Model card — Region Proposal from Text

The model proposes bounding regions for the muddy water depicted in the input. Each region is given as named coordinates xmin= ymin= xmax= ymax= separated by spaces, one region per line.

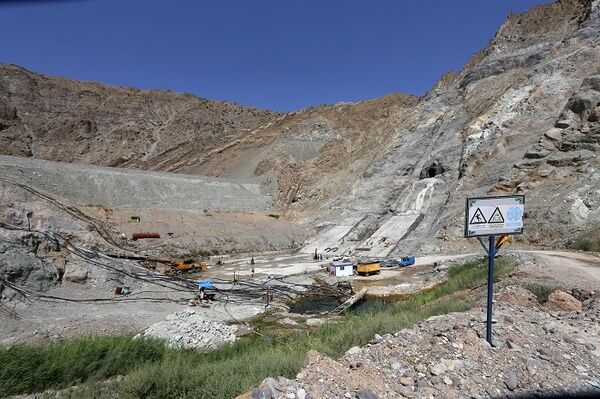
xmin=288 ymin=295 xmax=342 ymax=315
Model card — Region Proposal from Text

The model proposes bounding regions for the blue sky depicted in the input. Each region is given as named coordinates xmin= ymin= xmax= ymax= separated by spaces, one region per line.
xmin=0 ymin=0 xmax=551 ymax=111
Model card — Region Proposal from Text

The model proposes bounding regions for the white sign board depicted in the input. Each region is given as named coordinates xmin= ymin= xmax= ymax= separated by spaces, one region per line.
xmin=464 ymin=195 xmax=524 ymax=237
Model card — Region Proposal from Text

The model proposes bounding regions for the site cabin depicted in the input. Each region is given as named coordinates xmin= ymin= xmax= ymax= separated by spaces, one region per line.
xmin=329 ymin=261 xmax=354 ymax=277
xmin=356 ymin=261 xmax=381 ymax=276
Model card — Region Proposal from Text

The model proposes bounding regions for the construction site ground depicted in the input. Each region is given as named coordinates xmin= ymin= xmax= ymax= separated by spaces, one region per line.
xmin=0 ymin=249 xmax=466 ymax=346
xmin=3 ymin=248 xmax=596 ymax=349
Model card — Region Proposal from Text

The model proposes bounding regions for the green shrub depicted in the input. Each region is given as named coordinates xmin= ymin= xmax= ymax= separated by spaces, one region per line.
xmin=526 ymin=283 xmax=557 ymax=304
xmin=570 ymin=223 xmax=600 ymax=252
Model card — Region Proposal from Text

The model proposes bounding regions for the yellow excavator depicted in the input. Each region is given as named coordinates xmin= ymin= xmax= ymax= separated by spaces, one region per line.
xmin=171 ymin=258 xmax=208 ymax=274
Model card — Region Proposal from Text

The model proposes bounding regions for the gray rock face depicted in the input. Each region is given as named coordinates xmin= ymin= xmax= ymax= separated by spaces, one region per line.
xmin=291 ymin=0 xmax=600 ymax=255
xmin=0 ymin=237 xmax=60 ymax=291
xmin=459 ymin=48 xmax=547 ymax=88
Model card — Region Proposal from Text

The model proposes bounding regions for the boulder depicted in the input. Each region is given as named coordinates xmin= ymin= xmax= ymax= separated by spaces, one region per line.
xmin=555 ymin=111 xmax=578 ymax=128
xmin=544 ymin=290 xmax=582 ymax=312
xmin=526 ymin=357 xmax=540 ymax=375
xmin=63 ymin=263 xmax=88 ymax=283
xmin=555 ymin=119 xmax=572 ymax=129
xmin=400 ymin=376 xmax=413 ymax=386
xmin=278 ymin=318 xmax=299 ymax=326
xmin=251 ymin=387 xmax=273 ymax=399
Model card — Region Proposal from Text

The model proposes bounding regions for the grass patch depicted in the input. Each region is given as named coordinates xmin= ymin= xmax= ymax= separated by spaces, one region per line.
xmin=526 ymin=283 xmax=557 ymax=304
xmin=570 ymin=223 xmax=600 ymax=252
xmin=0 ymin=336 xmax=167 ymax=398
xmin=1 ymin=258 xmax=514 ymax=399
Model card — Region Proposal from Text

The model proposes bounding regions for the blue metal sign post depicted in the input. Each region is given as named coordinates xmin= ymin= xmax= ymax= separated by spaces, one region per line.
xmin=465 ymin=195 xmax=524 ymax=347
xmin=486 ymin=235 xmax=495 ymax=345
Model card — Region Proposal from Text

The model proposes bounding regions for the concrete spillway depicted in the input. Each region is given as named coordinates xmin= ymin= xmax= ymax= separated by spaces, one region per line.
xmin=300 ymin=216 xmax=364 ymax=255
xmin=355 ymin=213 xmax=420 ymax=257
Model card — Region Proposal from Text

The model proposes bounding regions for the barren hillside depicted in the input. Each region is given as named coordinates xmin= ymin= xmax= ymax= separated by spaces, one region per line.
xmin=0 ymin=64 xmax=278 ymax=171
xmin=1 ymin=0 xmax=599 ymax=257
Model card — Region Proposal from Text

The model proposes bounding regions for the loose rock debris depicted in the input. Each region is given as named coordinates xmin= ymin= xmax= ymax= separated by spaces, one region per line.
xmin=244 ymin=287 xmax=600 ymax=398
xmin=142 ymin=309 xmax=237 ymax=351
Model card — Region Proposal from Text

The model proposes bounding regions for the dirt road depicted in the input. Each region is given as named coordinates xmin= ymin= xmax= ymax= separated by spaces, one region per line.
xmin=524 ymin=250 xmax=600 ymax=290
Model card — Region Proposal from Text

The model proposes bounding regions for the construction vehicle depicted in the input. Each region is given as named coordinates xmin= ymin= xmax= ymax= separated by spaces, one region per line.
xmin=398 ymin=256 xmax=415 ymax=267
xmin=381 ymin=256 xmax=416 ymax=268
xmin=495 ymin=235 xmax=509 ymax=251
xmin=171 ymin=258 xmax=208 ymax=275
xmin=356 ymin=261 xmax=381 ymax=276
xmin=107 ymin=254 xmax=208 ymax=275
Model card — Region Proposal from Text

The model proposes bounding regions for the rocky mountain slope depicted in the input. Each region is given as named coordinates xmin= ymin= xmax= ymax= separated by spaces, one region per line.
xmin=0 ymin=65 xmax=278 ymax=171
xmin=1 ymin=0 xmax=599 ymax=257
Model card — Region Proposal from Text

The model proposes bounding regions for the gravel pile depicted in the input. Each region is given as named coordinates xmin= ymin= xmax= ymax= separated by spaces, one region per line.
xmin=245 ymin=287 xmax=600 ymax=399
xmin=143 ymin=309 xmax=237 ymax=351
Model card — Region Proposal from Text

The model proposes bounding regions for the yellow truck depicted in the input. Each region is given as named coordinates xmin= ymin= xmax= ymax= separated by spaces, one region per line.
xmin=356 ymin=261 xmax=381 ymax=276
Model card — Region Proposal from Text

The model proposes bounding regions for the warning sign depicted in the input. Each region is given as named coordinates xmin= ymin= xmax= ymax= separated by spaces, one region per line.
xmin=464 ymin=195 xmax=524 ymax=237
xmin=488 ymin=207 xmax=504 ymax=224
xmin=470 ymin=208 xmax=487 ymax=224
